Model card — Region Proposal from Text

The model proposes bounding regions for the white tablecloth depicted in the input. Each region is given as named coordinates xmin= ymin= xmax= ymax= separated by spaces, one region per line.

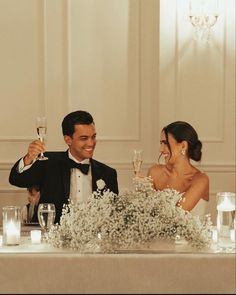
xmin=0 ymin=229 xmax=235 ymax=294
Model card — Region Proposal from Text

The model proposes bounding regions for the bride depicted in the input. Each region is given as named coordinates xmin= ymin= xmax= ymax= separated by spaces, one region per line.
xmin=147 ymin=121 xmax=209 ymax=214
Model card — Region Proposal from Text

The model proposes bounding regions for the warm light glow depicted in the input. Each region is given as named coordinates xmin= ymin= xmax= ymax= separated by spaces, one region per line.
xmin=6 ymin=220 xmax=20 ymax=245
xmin=216 ymin=192 xmax=236 ymax=248
xmin=217 ymin=195 xmax=235 ymax=211
xmin=212 ymin=229 xmax=218 ymax=243
xmin=2 ymin=206 xmax=21 ymax=246
xmin=230 ymin=229 xmax=235 ymax=242
xmin=31 ymin=230 xmax=42 ymax=244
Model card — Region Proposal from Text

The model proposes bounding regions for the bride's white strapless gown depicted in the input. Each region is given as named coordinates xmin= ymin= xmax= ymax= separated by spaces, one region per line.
xmin=190 ymin=199 xmax=209 ymax=216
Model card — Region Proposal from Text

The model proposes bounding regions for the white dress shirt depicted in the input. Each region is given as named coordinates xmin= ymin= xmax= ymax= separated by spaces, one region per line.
xmin=68 ymin=151 xmax=92 ymax=204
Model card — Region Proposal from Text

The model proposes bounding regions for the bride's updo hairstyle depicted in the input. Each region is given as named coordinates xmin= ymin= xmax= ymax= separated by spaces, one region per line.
xmin=162 ymin=121 xmax=202 ymax=162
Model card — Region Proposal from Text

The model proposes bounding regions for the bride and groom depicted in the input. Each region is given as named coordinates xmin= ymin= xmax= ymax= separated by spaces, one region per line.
xmin=9 ymin=110 xmax=209 ymax=223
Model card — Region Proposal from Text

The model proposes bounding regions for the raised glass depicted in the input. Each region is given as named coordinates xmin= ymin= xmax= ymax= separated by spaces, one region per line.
xmin=132 ymin=150 xmax=143 ymax=178
xmin=36 ymin=116 xmax=48 ymax=160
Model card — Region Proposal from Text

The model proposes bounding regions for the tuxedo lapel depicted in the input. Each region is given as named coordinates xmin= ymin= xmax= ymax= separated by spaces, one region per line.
xmin=90 ymin=159 xmax=103 ymax=191
xmin=62 ymin=151 xmax=71 ymax=201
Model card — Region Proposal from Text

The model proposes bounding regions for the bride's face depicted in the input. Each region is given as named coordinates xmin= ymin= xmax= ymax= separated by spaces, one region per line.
xmin=159 ymin=131 xmax=182 ymax=164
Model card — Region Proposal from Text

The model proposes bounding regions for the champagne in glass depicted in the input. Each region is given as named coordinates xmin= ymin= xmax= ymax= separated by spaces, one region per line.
xmin=36 ymin=116 xmax=48 ymax=160
xmin=133 ymin=149 xmax=143 ymax=177
xmin=37 ymin=203 xmax=55 ymax=235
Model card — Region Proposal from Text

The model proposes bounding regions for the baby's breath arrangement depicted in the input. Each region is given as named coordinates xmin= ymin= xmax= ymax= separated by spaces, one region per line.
xmin=46 ymin=177 xmax=212 ymax=252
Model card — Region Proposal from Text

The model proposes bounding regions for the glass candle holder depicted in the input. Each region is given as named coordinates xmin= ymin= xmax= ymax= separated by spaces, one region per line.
xmin=2 ymin=206 xmax=21 ymax=246
xmin=216 ymin=192 xmax=235 ymax=250
xmin=211 ymin=227 xmax=218 ymax=244
xmin=230 ymin=229 xmax=235 ymax=242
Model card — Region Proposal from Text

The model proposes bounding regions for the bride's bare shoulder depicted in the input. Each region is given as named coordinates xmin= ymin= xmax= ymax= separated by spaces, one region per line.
xmin=148 ymin=164 xmax=165 ymax=176
xmin=193 ymin=169 xmax=209 ymax=183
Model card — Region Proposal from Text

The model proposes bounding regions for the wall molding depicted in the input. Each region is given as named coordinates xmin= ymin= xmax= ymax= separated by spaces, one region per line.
xmin=0 ymin=136 xmax=34 ymax=142
xmin=173 ymin=0 xmax=226 ymax=143
xmin=42 ymin=0 xmax=48 ymax=116
xmin=66 ymin=0 xmax=142 ymax=141
xmin=1 ymin=161 xmax=235 ymax=172
xmin=0 ymin=187 xmax=25 ymax=194
xmin=97 ymin=136 xmax=141 ymax=142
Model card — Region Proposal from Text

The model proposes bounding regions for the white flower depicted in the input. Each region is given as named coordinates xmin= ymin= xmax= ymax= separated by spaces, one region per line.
xmin=46 ymin=177 xmax=212 ymax=253
xmin=96 ymin=179 xmax=106 ymax=190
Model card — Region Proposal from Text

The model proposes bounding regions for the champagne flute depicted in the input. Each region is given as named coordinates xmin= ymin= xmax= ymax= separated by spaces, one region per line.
xmin=132 ymin=149 xmax=143 ymax=177
xmin=37 ymin=203 xmax=55 ymax=237
xmin=36 ymin=116 xmax=48 ymax=160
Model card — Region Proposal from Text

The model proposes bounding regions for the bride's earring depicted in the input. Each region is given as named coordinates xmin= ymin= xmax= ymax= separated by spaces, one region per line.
xmin=181 ymin=149 xmax=186 ymax=156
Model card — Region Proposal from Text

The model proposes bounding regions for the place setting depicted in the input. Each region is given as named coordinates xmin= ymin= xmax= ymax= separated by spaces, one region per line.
xmin=0 ymin=150 xmax=235 ymax=255
xmin=0 ymin=202 xmax=57 ymax=251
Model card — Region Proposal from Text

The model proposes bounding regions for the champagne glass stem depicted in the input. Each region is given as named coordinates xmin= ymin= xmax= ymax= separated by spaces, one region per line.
xmin=132 ymin=150 xmax=143 ymax=178
xmin=36 ymin=117 xmax=48 ymax=161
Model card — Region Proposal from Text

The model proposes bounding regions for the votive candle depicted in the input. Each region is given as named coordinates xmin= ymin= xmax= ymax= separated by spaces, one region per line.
xmin=230 ymin=229 xmax=235 ymax=242
xmin=30 ymin=230 xmax=41 ymax=244
xmin=212 ymin=229 xmax=218 ymax=243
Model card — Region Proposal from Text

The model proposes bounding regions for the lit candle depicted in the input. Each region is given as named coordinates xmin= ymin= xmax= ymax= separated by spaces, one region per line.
xmin=230 ymin=230 xmax=235 ymax=242
xmin=30 ymin=230 xmax=41 ymax=244
xmin=2 ymin=206 xmax=21 ymax=246
xmin=6 ymin=221 xmax=20 ymax=245
xmin=0 ymin=235 xmax=3 ymax=247
xmin=212 ymin=229 xmax=218 ymax=243
xmin=217 ymin=195 xmax=235 ymax=211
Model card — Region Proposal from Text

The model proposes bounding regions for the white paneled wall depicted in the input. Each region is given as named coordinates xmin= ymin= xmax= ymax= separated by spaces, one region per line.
xmin=159 ymin=0 xmax=235 ymax=221
xmin=0 ymin=0 xmax=235 ymax=225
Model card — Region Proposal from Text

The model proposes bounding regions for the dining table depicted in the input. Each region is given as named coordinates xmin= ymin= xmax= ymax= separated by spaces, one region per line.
xmin=0 ymin=226 xmax=235 ymax=294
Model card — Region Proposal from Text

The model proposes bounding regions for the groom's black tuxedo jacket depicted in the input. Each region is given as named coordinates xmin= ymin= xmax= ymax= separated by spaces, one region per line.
xmin=9 ymin=151 xmax=119 ymax=223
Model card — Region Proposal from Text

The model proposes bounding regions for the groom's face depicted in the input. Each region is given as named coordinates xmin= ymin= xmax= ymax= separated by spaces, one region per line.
xmin=64 ymin=123 xmax=97 ymax=161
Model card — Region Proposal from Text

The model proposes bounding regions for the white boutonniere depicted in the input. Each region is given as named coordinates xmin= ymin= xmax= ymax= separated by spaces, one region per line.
xmin=96 ymin=179 xmax=106 ymax=190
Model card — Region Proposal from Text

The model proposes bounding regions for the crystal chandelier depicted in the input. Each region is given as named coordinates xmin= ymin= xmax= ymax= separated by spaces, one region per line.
xmin=188 ymin=0 xmax=219 ymax=41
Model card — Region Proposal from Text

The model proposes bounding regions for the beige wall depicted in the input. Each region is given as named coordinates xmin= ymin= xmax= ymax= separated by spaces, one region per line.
xmin=0 ymin=0 xmax=235 ymax=224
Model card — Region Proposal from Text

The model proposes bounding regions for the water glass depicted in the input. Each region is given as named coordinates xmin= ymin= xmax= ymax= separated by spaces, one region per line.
xmin=37 ymin=203 xmax=56 ymax=234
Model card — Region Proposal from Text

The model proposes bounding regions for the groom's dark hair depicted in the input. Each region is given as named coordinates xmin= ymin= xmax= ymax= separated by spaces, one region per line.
xmin=62 ymin=110 xmax=94 ymax=136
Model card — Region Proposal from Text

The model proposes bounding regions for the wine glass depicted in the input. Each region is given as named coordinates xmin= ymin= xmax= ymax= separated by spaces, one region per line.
xmin=37 ymin=203 xmax=55 ymax=237
xmin=132 ymin=149 xmax=143 ymax=177
xmin=36 ymin=116 xmax=48 ymax=160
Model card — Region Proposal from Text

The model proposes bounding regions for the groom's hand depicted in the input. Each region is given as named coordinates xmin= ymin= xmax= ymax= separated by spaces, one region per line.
xmin=23 ymin=140 xmax=45 ymax=165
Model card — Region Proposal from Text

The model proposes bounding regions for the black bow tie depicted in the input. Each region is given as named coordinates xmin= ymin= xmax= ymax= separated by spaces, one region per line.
xmin=68 ymin=159 xmax=90 ymax=175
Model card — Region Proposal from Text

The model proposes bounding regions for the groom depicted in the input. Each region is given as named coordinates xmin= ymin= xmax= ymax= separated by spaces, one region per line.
xmin=9 ymin=110 xmax=119 ymax=223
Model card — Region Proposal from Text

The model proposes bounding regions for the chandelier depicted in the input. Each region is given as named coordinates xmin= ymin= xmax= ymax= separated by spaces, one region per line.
xmin=188 ymin=0 xmax=219 ymax=40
